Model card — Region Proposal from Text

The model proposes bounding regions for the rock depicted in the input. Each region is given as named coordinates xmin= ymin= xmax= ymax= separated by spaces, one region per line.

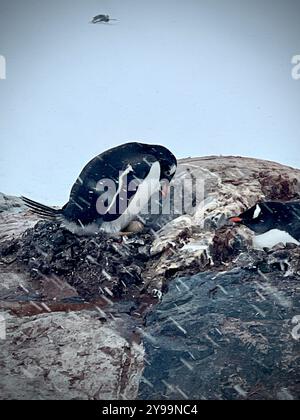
xmin=0 ymin=193 xmax=39 ymax=244
xmin=0 ymin=193 xmax=24 ymax=213
xmin=0 ymin=220 xmax=155 ymax=302
xmin=1 ymin=155 xmax=300 ymax=400
xmin=144 ymin=156 xmax=300 ymax=288
xmin=139 ymin=267 xmax=300 ymax=400
xmin=0 ymin=310 xmax=144 ymax=400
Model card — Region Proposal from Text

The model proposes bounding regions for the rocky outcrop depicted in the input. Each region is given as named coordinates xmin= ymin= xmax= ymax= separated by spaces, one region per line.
xmin=139 ymin=250 xmax=300 ymax=400
xmin=0 ymin=310 xmax=144 ymax=400
xmin=0 ymin=156 xmax=300 ymax=400
xmin=145 ymin=156 xmax=300 ymax=289
xmin=0 ymin=193 xmax=39 ymax=244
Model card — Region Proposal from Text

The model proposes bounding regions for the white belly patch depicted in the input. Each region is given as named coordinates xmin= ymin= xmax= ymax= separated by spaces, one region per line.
xmin=253 ymin=229 xmax=299 ymax=249
xmin=100 ymin=161 xmax=161 ymax=233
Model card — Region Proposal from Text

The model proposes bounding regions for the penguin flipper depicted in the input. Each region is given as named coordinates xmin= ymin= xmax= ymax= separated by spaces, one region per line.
xmin=21 ymin=196 xmax=61 ymax=220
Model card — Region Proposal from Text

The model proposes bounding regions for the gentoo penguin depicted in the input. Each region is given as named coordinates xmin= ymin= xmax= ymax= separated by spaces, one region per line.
xmin=229 ymin=201 xmax=300 ymax=249
xmin=22 ymin=142 xmax=177 ymax=235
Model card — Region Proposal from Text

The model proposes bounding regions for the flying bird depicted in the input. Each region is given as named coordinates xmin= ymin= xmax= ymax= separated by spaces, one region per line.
xmin=22 ymin=142 xmax=177 ymax=235
xmin=90 ymin=14 xmax=117 ymax=24
xmin=229 ymin=201 xmax=300 ymax=249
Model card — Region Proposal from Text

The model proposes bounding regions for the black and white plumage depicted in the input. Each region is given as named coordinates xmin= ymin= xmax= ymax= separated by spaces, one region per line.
xmin=230 ymin=201 xmax=300 ymax=248
xmin=90 ymin=14 xmax=117 ymax=24
xmin=22 ymin=142 xmax=177 ymax=235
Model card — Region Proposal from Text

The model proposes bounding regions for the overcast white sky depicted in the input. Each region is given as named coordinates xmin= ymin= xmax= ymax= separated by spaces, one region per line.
xmin=0 ymin=0 xmax=299 ymax=205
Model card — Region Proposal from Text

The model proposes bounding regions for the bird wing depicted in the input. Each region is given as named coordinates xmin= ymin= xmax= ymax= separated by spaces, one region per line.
xmin=101 ymin=158 xmax=160 ymax=222
xmin=91 ymin=14 xmax=106 ymax=23
xmin=63 ymin=151 xmax=160 ymax=226
xmin=93 ymin=14 xmax=105 ymax=20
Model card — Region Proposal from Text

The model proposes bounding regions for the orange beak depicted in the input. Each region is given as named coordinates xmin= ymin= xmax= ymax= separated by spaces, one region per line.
xmin=229 ymin=217 xmax=243 ymax=223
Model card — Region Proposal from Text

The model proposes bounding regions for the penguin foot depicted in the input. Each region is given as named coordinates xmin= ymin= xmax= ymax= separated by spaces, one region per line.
xmin=122 ymin=221 xmax=145 ymax=235
xmin=118 ymin=231 xmax=135 ymax=237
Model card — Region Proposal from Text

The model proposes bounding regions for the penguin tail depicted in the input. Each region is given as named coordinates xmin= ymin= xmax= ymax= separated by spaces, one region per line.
xmin=21 ymin=196 xmax=62 ymax=220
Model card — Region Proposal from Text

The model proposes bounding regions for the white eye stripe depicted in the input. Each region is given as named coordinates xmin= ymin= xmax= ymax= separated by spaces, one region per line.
xmin=170 ymin=164 xmax=177 ymax=175
xmin=253 ymin=204 xmax=262 ymax=219
xmin=166 ymin=164 xmax=176 ymax=176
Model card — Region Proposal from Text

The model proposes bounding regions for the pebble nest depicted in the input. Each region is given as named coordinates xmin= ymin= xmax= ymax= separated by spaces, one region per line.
xmin=0 ymin=221 xmax=155 ymax=302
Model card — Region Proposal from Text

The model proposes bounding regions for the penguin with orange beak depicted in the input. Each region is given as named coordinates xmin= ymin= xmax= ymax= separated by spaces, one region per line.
xmin=229 ymin=201 xmax=300 ymax=249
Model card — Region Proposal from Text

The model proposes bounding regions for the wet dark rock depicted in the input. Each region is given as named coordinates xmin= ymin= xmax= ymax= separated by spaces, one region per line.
xmin=0 ymin=220 xmax=155 ymax=302
xmin=211 ymin=226 xmax=250 ymax=266
xmin=0 ymin=239 xmax=20 ymax=257
xmin=139 ymin=269 xmax=300 ymax=400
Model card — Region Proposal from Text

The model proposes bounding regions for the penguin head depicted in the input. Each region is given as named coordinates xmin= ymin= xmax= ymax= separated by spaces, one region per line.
xmin=147 ymin=144 xmax=177 ymax=182
xmin=229 ymin=202 xmax=282 ymax=234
